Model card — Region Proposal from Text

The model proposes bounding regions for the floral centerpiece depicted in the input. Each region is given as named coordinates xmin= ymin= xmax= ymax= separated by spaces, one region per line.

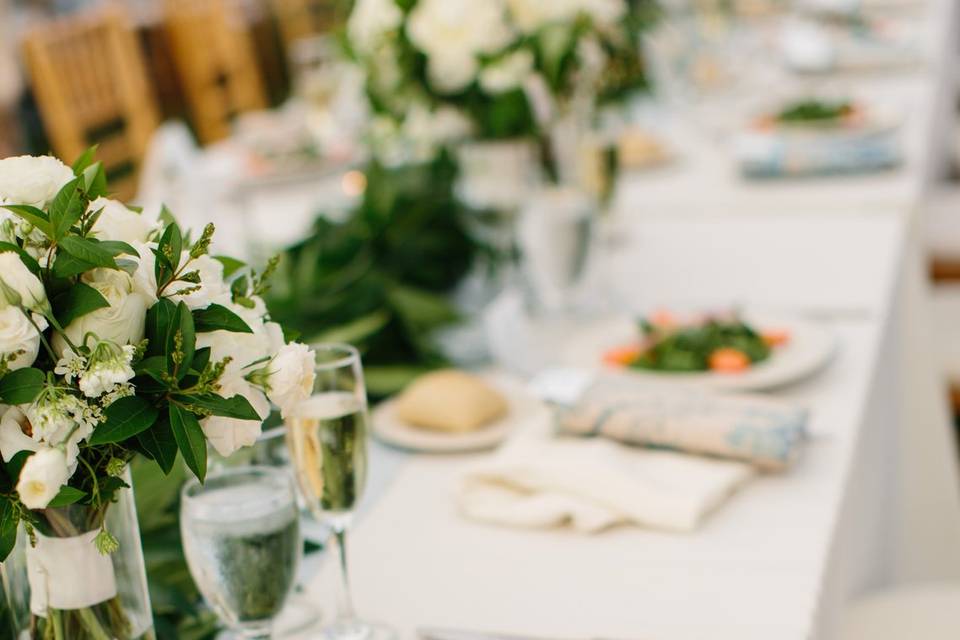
xmin=0 ymin=152 xmax=315 ymax=639
xmin=346 ymin=0 xmax=657 ymax=186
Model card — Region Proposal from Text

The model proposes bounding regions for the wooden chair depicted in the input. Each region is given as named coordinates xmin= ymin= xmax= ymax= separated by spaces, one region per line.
xmin=21 ymin=7 xmax=160 ymax=199
xmin=164 ymin=0 xmax=267 ymax=145
xmin=269 ymin=0 xmax=342 ymax=50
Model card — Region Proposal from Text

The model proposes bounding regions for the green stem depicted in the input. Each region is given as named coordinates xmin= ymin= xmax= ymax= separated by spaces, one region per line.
xmin=50 ymin=609 xmax=64 ymax=640
xmin=75 ymin=607 xmax=111 ymax=640
xmin=44 ymin=313 xmax=80 ymax=355
xmin=24 ymin=310 xmax=59 ymax=362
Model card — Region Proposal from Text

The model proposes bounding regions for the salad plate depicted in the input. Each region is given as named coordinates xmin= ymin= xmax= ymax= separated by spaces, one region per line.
xmin=560 ymin=310 xmax=837 ymax=392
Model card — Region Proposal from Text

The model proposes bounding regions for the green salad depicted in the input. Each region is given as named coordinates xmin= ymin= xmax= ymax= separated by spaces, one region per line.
xmin=776 ymin=99 xmax=855 ymax=124
xmin=629 ymin=316 xmax=772 ymax=373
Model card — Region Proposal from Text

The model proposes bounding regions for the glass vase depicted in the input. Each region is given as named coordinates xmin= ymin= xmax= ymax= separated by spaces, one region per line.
xmin=1 ymin=467 xmax=154 ymax=640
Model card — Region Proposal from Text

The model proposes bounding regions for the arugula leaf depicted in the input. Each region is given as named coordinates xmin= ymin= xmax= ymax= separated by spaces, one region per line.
xmin=192 ymin=304 xmax=252 ymax=334
xmin=89 ymin=395 xmax=159 ymax=445
xmin=170 ymin=404 xmax=207 ymax=482
xmin=53 ymin=282 xmax=110 ymax=326
xmin=0 ymin=368 xmax=45 ymax=404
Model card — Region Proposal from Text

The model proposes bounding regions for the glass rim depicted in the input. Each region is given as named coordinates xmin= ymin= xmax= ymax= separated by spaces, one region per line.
xmin=309 ymin=342 xmax=361 ymax=371
xmin=180 ymin=464 xmax=291 ymax=504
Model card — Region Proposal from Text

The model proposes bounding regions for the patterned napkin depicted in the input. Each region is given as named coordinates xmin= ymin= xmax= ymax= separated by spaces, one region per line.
xmin=555 ymin=379 xmax=809 ymax=471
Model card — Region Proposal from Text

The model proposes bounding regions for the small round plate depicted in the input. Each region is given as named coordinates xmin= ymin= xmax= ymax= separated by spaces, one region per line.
xmin=561 ymin=311 xmax=837 ymax=392
xmin=371 ymin=375 xmax=543 ymax=453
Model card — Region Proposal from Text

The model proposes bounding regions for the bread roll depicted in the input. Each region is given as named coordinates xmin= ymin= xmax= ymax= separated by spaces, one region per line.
xmin=394 ymin=370 xmax=507 ymax=433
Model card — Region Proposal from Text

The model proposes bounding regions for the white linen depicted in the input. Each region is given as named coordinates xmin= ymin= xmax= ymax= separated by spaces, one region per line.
xmin=459 ymin=433 xmax=754 ymax=533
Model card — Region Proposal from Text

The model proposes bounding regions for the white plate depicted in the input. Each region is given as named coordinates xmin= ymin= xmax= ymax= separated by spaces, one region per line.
xmin=560 ymin=312 xmax=837 ymax=392
xmin=371 ymin=376 xmax=544 ymax=453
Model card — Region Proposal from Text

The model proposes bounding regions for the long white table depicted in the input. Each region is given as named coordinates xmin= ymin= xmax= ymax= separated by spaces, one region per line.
xmin=300 ymin=213 xmax=960 ymax=640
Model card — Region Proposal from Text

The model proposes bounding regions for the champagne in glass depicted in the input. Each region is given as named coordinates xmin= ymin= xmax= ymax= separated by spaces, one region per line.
xmin=181 ymin=467 xmax=301 ymax=639
xmin=285 ymin=344 xmax=394 ymax=640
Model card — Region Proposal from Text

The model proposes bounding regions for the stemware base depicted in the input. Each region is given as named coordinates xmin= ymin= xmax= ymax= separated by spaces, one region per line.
xmin=314 ymin=619 xmax=397 ymax=640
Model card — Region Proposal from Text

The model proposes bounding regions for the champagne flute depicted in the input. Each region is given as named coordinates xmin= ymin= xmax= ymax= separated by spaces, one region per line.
xmin=285 ymin=344 xmax=393 ymax=640
xmin=181 ymin=466 xmax=301 ymax=640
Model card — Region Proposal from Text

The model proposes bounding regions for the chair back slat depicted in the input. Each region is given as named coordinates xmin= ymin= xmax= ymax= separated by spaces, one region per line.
xmin=164 ymin=0 xmax=266 ymax=144
xmin=22 ymin=8 xmax=159 ymax=197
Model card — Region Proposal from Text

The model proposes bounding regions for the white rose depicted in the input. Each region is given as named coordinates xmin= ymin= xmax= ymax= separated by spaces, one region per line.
xmin=196 ymin=325 xmax=271 ymax=379
xmin=506 ymin=0 xmax=578 ymax=32
xmin=579 ymin=0 xmax=627 ymax=25
xmin=347 ymin=0 xmax=403 ymax=56
xmin=407 ymin=0 xmax=515 ymax=93
xmin=0 ymin=406 xmax=39 ymax=462
xmin=0 ymin=155 xmax=73 ymax=209
xmin=88 ymin=198 xmax=160 ymax=244
xmin=16 ymin=447 xmax=70 ymax=510
xmin=480 ymin=50 xmax=534 ymax=94
xmin=201 ymin=375 xmax=270 ymax=457
xmin=266 ymin=343 xmax=315 ymax=415
xmin=131 ymin=241 xmax=159 ymax=304
xmin=52 ymin=268 xmax=150 ymax=356
xmin=169 ymin=254 xmax=232 ymax=311
xmin=0 ymin=307 xmax=46 ymax=371
xmin=0 ymin=251 xmax=48 ymax=312
xmin=401 ymin=104 xmax=473 ymax=160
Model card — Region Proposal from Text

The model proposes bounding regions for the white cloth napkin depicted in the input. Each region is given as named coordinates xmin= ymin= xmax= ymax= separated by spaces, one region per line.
xmin=459 ymin=428 xmax=753 ymax=534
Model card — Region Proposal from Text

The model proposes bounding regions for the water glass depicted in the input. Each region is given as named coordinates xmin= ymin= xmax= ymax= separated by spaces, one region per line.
xmin=181 ymin=467 xmax=301 ymax=639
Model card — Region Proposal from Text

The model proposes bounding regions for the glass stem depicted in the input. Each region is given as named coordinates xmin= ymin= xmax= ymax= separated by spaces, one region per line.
xmin=331 ymin=525 xmax=357 ymax=621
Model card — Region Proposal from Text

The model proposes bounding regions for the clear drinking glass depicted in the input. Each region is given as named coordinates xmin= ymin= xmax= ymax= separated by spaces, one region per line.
xmin=285 ymin=344 xmax=393 ymax=640
xmin=181 ymin=466 xmax=301 ymax=640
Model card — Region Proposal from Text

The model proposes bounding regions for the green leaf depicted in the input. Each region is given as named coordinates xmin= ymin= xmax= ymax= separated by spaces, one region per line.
xmin=72 ymin=145 xmax=98 ymax=175
xmin=364 ymin=365 xmax=429 ymax=397
xmin=173 ymin=393 xmax=261 ymax=420
xmin=0 ymin=499 xmax=18 ymax=561
xmin=82 ymin=162 xmax=107 ymax=199
xmin=307 ymin=310 xmax=390 ymax=345
xmin=98 ymin=240 xmax=138 ymax=257
xmin=167 ymin=302 xmax=196 ymax=380
xmin=2 ymin=205 xmax=52 ymax=238
xmin=0 ymin=368 xmax=45 ymax=404
xmin=170 ymin=404 xmax=207 ymax=482
xmin=49 ymin=177 xmax=85 ymax=240
xmin=145 ymin=299 xmax=177 ymax=357
xmin=190 ymin=347 xmax=211 ymax=373
xmin=47 ymin=486 xmax=87 ymax=508
xmin=52 ymin=249 xmax=98 ymax=279
xmin=53 ymin=283 xmax=110 ymax=327
xmin=3 ymin=451 xmax=30 ymax=484
xmin=157 ymin=223 xmax=183 ymax=275
xmin=59 ymin=236 xmax=117 ymax=269
xmin=135 ymin=355 xmax=168 ymax=383
xmin=0 ymin=243 xmax=41 ymax=275
xmin=213 ymin=256 xmax=245 ymax=278
xmin=137 ymin=413 xmax=179 ymax=474
xmin=89 ymin=395 xmax=159 ymax=445
xmin=158 ymin=205 xmax=177 ymax=227
xmin=192 ymin=304 xmax=252 ymax=334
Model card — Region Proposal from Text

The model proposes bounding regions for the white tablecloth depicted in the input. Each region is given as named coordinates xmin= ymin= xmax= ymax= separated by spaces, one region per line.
xmin=301 ymin=214 xmax=960 ymax=640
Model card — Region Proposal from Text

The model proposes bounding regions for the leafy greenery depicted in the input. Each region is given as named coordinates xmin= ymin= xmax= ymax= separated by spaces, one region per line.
xmin=630 ymin=315 xmax=771 ymax=372
xmin=266 ymin=154 xmax=474 ymax=396
xmin=776 ymin=99 xmax=854 ymax=124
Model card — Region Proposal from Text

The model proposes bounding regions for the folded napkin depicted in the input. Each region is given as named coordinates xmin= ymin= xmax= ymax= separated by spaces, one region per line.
xmin=556 ymin=380 xmax=808 ymax=471
xmin=735 ymin=127 xmax=900 ymax=178
xmin=459 ymin=429 xmax=753 ymax=534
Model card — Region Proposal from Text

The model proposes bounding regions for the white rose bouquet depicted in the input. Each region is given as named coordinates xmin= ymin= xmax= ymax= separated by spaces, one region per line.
xmin=347 ymin=0 xmax=657 ymax=147
xmin=0 ymin=151 xmax=315 ymax=637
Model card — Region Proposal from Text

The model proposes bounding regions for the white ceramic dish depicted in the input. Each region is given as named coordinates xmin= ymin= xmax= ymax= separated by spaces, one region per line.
xmin=560 ymin=312 xmax=837 ymax=392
